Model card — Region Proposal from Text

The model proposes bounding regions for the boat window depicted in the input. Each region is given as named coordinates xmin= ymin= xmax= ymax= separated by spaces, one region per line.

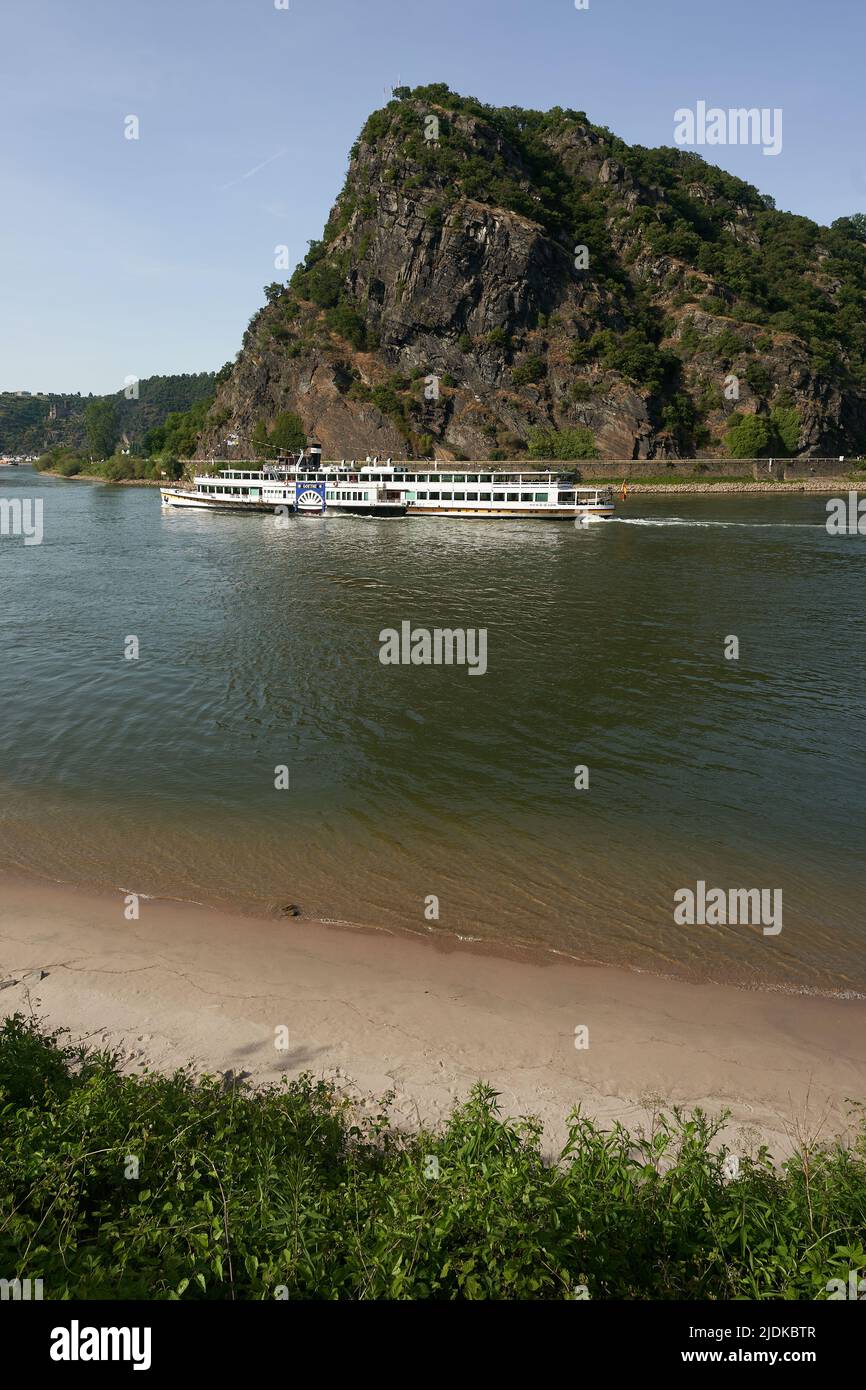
xmin=439 ymin=474 xmax=453 ymax=483
xmin=466 ymin=493 xmax=479 ymax=502
xmin=453 ymin=492 xmax=465 ymax=501
xmin=520 ymin=493 xmax=533 ymax=502
xmin=479 ymin=475 xmax=492 ymax=483
xmin=507 ymin=492 xmax=519 ymax=501
xmin=440 ymin=491 xmax=453 ymax=500
xmin=428 ymin=491 xmax=440 ymax=500
xmin=559 ymin=492 xmax=576 ymax=504
xmin=535 ymin=492 xmax=548 ymax=502
xmin=493 ymin=492 xmax=505 ymax=502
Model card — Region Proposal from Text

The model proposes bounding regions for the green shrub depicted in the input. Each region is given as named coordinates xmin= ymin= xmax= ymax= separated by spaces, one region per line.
xmin=527 ymin=425 xmax=597 ymax=459
xmin=512 ymin=355 xmax=547 ymax=386
xmin=726 ymin=413 xmax=774 ymax=458
xmin=726 ymin=405 xmax=800 ymax=458
xmin=661 ymin=392 xmax=699 ymax=448
xmin=771 ymin=405 xmax=801 ymax=454
xmin=56 ymin=455 xmax=84 ymax=476
xmin=486 ymin=327 xmax=511 ymax=349
xmin=370 ymin=383 xmax=405 ymax=419
xmin=744 ymin=361 xmax=773 ymax=397
xmin=715 ymin=328 xmax=749 ymax=362
xmin=251 ymin=412 xmax=306 ymax=458
xmin=1 ymin=1015 xmax=864 ymax=1301
xmin=325 ymin=303 xmax=367 ymax=350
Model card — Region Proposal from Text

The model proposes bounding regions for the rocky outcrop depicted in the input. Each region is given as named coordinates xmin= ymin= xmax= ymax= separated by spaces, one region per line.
xmin=198 ymin=87 xmax=866 ymax=462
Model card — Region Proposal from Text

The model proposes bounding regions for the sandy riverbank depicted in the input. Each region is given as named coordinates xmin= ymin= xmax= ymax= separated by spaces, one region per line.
xmin=1 ymin=872 xmax=863 ymax=1158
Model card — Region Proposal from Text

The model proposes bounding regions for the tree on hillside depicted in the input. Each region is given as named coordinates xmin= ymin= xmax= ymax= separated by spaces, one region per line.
xmin=84 ymin=399 xmax=119 ymax=459
xmin=251 ymin=421 xmax=270 ymax=456
xmin=831 ymin=213 xmax=866 ymax=239
xmin=268 ymin=412 xmax=306 ymax=453
xmin=526 ymin=426 xmax=597 ymax=460
xmin=725 ymin=413 xmax=774 ymax=458
xmin=726 ymin=406 xmax=801 ymax=459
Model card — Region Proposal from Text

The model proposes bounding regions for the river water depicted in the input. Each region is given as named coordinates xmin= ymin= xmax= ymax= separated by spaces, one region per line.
xmin=1 ymin=466 xmax=863 ymax=994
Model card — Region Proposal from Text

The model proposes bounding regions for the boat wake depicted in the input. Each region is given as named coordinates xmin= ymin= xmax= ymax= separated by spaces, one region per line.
xmin=615 ymin=517 xmax=827 ymax=529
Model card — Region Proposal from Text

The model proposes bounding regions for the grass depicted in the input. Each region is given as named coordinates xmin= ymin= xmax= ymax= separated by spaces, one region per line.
xmin=1 ymin=1015 xmax=864 ymax=1300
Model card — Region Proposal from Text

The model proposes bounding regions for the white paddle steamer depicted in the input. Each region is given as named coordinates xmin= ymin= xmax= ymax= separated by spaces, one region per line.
xmin=160 ymin=447 xmax=615 ymax=520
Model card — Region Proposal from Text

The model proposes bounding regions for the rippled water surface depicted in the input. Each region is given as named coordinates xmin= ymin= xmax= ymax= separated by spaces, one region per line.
xmin=1 ymin=467 xmax=864 ymax=993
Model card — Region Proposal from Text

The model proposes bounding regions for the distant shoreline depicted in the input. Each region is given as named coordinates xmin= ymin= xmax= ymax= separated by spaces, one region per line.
xmin=33 ymin=469 xmax=162 ymax=486
xmin=30 ymin=468 xmax=857 ymax=495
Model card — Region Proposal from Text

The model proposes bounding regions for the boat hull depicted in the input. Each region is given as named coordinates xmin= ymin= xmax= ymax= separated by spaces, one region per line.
xmin=406 ymin=506 xmax=615 ymax=519
xmin=160 ymin=489 xmax=284 ymax=513
xmin=160 ymin=488 xmax=407 ymax=518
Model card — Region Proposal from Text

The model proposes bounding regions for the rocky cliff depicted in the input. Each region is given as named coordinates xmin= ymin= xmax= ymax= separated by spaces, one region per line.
xmin=198 ymin=85 xmax=866 ymax=462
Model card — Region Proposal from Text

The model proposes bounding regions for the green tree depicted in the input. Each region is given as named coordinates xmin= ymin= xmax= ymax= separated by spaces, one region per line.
xmin=84 ymin=399 xmax=119 ymax=459
xmin=771 ymin=405 xmax=800 ymax=455
xmin=831 ymin=213 xmax=866 ymax=238
xmin=527 ymin=426 xmax=597 ymax=459
xmin=661 ymin=393 xmax=699 ymax=449
xmin=269 ymin=411 xmax=307 ymax=450
xmin=725 ymin=413 xmax=774 ymax=458
xmin=159 ymin=399 xmax=213 ymax=459
xmin=251 ymin=421 xmax=270 ymax=456
xmin=143 ymin=424 xmax=167 ymax=457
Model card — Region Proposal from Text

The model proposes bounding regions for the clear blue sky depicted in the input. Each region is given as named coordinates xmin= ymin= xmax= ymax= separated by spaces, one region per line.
xmin=2 ymin=0 xmax=864 ymax=394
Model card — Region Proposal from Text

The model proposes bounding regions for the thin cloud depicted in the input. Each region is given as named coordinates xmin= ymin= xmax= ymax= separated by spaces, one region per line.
xmin=219 ymin=149 xmax=287 ymax=193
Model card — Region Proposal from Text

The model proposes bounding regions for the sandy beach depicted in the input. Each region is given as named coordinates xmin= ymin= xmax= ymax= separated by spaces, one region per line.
xmin=1 ymin=871 xmax=863 ymax=1159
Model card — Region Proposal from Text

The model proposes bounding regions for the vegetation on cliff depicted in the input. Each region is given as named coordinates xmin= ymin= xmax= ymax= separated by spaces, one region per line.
xmin=0 ymin=374 xmax=216 ymax=457
xmin=1 ymin=1015 xmax=864 ymax=1300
